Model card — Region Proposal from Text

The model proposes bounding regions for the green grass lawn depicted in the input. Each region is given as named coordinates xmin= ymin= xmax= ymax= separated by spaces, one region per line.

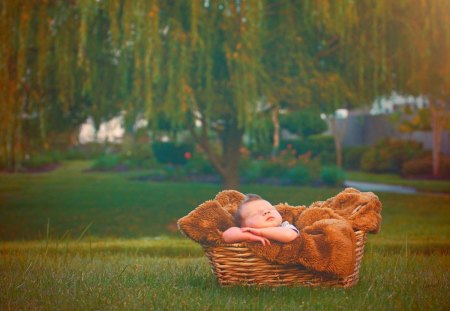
xmin=1 ymin=240 xmax=448 ymax=310
xmin=1 ymin=161 xmax=449 ymax=310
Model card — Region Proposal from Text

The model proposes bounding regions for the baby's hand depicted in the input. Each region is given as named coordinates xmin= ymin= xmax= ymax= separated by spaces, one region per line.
xmin=241 ymin=228 xmax=270 ymax=245
xmin=241 ymin=227 xmax=263 ymax=236
xmin=246 ymin=233 xmax=271 ymax=246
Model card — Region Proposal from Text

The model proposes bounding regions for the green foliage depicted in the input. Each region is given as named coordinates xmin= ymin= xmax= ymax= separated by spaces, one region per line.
xmin=343 ymin=146 xmax=368 ymax=170
xmin=91 ymin=154 xmax=120 ymax=171
xmin=397 ymin=107 xmax=432 ymax=133
xmin=286 ymin=165 xmax=313 ymax=186
xmin=89 ymin=142 xmax=157 ymax=171
xmin=65 ymin=148 xmax=90 ymax=160
xmin=120 ymin=142 xmax=155 ymax=169
xmin=280 ymin=110 xmax=327 ymax=137
xmin=280 ymin=136 xmax=335 ymax=165
xmin=246 ymin=118 xmax=274 ymax=157
xmin=241 ymin=160 xmax=263 ymax=183
xmin=241 ymin=160 xmax=286 ymax=183
xmin=152 ymin=142 xmax=194 ymax=166
xmin=241 ymin=151 xmax=320 ymax=186
xmin=65 ymin=144 xmax=112 ymax=160
xmin=361 ymin=139 xmax=425 ymax=174
xmin=241 ymin=160 xmax=291 ymax=183
xmin=259 ymin=161 xmax=289 ymax=179
xmin=320 ymin=166 xmax=346 ymax=186
xmin=22 ymin=151 xmax=63 ymax=169
xmin=184 ymin=153 xmax=216 ymax=175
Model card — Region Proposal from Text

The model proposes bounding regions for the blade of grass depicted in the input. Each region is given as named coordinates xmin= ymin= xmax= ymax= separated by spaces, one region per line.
xmin=76 ymin=222 xmax=93 ymax=242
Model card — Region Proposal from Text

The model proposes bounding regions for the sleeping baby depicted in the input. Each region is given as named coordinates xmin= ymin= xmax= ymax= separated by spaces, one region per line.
xmin=222 ymin=193 xmax=299 ymax=245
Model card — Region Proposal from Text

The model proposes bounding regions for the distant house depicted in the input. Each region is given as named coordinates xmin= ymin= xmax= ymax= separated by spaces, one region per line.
xmin=337 ymin=93 xmax=450 ymax=155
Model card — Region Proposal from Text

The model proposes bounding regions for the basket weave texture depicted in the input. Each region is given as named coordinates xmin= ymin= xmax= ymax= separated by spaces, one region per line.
xmin=202 ymin=230 xmax=367 ymax=287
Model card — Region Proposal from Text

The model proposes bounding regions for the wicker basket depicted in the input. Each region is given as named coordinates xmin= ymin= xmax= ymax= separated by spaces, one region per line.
xmin=202 ymin=230 xmax=367 ymax=287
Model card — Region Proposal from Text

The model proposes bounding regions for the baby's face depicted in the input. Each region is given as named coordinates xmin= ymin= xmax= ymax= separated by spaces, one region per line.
xmin=240 ymin=200 xmax=282 ymax=228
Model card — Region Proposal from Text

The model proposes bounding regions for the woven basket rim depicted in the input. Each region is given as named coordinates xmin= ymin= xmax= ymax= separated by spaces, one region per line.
xmin=202 ymin=229 xmax=366 ymax=248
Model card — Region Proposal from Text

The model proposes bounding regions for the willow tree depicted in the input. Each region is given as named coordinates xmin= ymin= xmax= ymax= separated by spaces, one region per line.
xmin=84 ymin=0 xmax=398 ymax=186
xmin=315 ymin=0 xmax=450 ymax=173
xmin=0 ymin=1 xmax=44 ymax=169
xmin=1 ymin=1 xmax=93 ymax=169
xmin=386 ymin=0 xmax=450 ymax=176
xmin=0 ymin=1 xmax=133 ymax=170
xmin=89 ymin=0 xmax=266 ymax=188
xmin=296 ymin=0 xmax=396 ymax=167
xmin=0 ymin=1 xmax=84 ymax=169
xmin=5 ymin=0 xmax=437 ymax=185
xmin=260 ymin=1 xmax=314 ymax=157
xmin=253 ymin=0 xmax=396 ymax=168
xmin=162 ymin=1 xmax=266 ymax=188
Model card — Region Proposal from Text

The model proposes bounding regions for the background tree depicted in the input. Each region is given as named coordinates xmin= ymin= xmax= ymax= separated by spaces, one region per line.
xmin=386 ymin=0 xmax=450 ymax=176
xmin=154 ymin=1 xmax=266 ymax=188
xmin=3 ymin=0 xmax=447 ymax=184
xmin=261 ymin=1 xmax=313 ymax=157
xmin=280 ymin=109 xmax=327 ymax=138
xmin=304 ymin=0 xmax=395 ymax=167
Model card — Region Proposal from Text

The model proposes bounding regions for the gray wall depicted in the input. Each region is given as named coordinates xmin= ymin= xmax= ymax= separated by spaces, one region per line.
xmin=339 ymin=114 xmax=450 ymax=155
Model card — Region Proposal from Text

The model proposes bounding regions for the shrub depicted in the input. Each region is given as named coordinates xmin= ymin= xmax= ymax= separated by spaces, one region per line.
xmin=241 ymin=155 xmax=321 ymax=185
xmin=0 ymin=158 xmax=6 ymax=170
xmin=241 ymin=161 xmax=263 ymax=183
xmin=280 ymin=136 xmax=335 ymax=165
xmin=441 ymin=156 xmax=450 ymax=178
xmin=320 ymin=166 xmax=346 ymax=186
xmin=402 ymin=154 xmax=450 ymax=178
xmin=65 ymin=148 xmax=88 ymax=160
xmin=77 ymin=143 xmax=113 ymax=159
xmin=23 ymin=151 xmax=62 ymax=169
xmin=361 ymin=138 xmax=425 ymax=174
xmin=286 ymin=165 xmax=311 ymax=185
xmin=184 ymin=154 xmax=216 ymax=175
xmin=343 ymin=146 xmax=368 ymax=170
xmin=280 ymin=109 xmax=327 ymax=137
xmin=120 ymin=143 xmax=154 ymax=169
xmin=152 ymin=142 xmax=193 ymax=165
xmin=65 ymin=143 xmax=117 ymax=160
xmin=260 ymin=160 xmax=288 ymax=178
xmin=241 ymin=159 xmax=291 ymax=183
xmin=91 ymin=154 xmax=120 ymax=171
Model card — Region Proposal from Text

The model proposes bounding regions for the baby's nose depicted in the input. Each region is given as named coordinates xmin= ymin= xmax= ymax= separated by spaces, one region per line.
xmin=263 ymin=210 xmax=271 ymax=216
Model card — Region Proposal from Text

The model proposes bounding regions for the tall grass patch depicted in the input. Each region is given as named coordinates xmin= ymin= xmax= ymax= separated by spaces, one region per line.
xmin=0 ymin=242 xmax=448 ymax=310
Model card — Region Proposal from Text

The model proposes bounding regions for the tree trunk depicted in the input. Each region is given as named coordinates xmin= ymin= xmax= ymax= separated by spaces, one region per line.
xmin=14 ymin=115 xmax=23 ymax=171
xmin=220 ymin=119 xmax=244 ymax=189
xmin=329 ymin=116 xmax=346 ymax=168
xmin=431 ymin=103 xmax=443 ymax=177
xmin=69 ymin=127 xmax=80 ymax=147
xmin=271 ymin=106 xmax=280 ymax=158
xmin=188 ymin=115 xmax=243 ymax=190
xmin=221 ymin=163 xmax=241 ymax=189
xmin=335 ymin=137 xmax=343 ymax=168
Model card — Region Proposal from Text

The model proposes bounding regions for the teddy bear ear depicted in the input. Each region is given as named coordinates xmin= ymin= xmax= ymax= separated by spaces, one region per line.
xmin=223 ymin=202 xmax=239 ymax=216
xmin=177 ymin=200 xmax=235 ymax=244
xmin=275 ymin=203 xmax=307 ymax=224
xmin=214 ymin=190 xmax=245 ymax=207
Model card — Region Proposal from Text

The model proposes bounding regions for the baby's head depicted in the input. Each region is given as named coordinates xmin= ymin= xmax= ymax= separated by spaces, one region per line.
xmin=234 ymin=193 xmax=282 ymax=228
